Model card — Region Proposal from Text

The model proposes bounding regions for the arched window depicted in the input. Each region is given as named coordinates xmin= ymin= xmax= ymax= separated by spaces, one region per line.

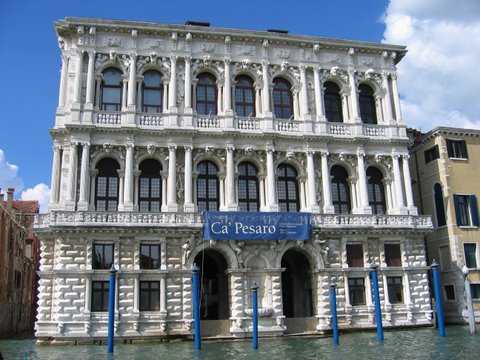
xmin=95 ymin=158 xmax=120 ymax=211
xmin=235 ymin=75 xmax=255 ymax=117
xmin=277 ymin=164 xmax=299 ymax=212
xmin=367 ymin=167 xmax=386 ymax=214
xmin=142 ymin=70 xmax=163 ymax=113
xmin=324 ymin=82 xmax=343 ymax=123
xmin=139 ymin=159 xmax=162 ymax=212
xmin=331 ymin=165 xmax=351 ymax=214
xmin=196 ymin=73 xmax=217 ymax=115
xmin=197 ymin=161 xmax=219 ymax=212
xmin=100 ymin=68 xmax=123 ymax=111
xmin=238 ymin=162 xmax=259 ymax=211
xmin=273 ymin=78 xmax=293 ymax=119
xmin=434 ymin=183 xmax=447 ymax=227
xmin=359 ymin=84 xmax=377 ymax=124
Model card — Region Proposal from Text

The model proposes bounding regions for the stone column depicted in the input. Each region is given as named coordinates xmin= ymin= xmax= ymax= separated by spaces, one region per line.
xmin=89 ymin=169 xmax=97 ymax=210
xmin=184 ymin=146 xmax=194 ymax=212
xmin=65 ymin=142 xmax=77 ymax=210
xmin=217 ymin=84 xmax=223 ymax=114
xmin=321 ymin=151 xmax=334 ymax=213
xmin=167 ymin=145 xmax=178 ymax=211
xmin=348 ymin=68 xmax=360 ymax=122
xmin=85 ymin=51 xmax=96 ymax=105
xmin=162 ymin=81 xmax=169 ymax=113
xmin=161 ymin=171 xmax=168 ymax=211
xmin=356 ymin=149 xmax=371 ymax=214
xmin=299 ymin=65 xmax=309 ymax=117
xmin=184 ymin=57 xmax=192 ymax=112
xmin=255 ymin=86 xmax=262 ymax=116
xmin=160 ymin=276 xmax=167 ymax=316
xmin=122 ymin=79 xmax=128 ymax=110
xmin=262 ymin=61 xmax=271 ymax=115
xmin=49 ymin=144 xmax=62 ymax=206
xmin=391 ymin=73 xmax=403 ymax=123
xmin=392 ymin=152 xmax=406 ymax=213
xmin=58 ymin=55 xmax=69 ymax=108
xmin=266 ymin=147 xmax=278 ymax=211
xmin=78 ymin=143 xmax=90 ymax=211
xmin=402 ymin=155 xmax=417 ymax=215
xmin=224 ymin=59 xmax=232 ymax=114
xmin=259 ymin=174 xmax=266 ymax=210
xmin=127 ymin=52 xmax=137 ymax=110
xmin=382 ymin=71 xmax=394 ymax=124
xmin=292 ymin=89 xmax=300 ymax=120
xmin=226 ymin=145 xmax=237 ymax=210
xmin=168 ymin=56 xmax=177 ymax=111
xmin=73 ymin=50 xmax=83 ymax=105
xmin=313 ymin=66 xmax=325 ymax=120
xmin=306 ymin=151 xmax=320 ymax=212
xmin=122 ymin=144 xmax=134 ymax=211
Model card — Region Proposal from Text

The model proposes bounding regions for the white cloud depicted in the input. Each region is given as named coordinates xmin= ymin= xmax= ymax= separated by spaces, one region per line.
xmin=0 ymin=148 xmax=24 ymax=192
xmin=382 ymin=0 xmax=480 ymax=131
xmin=21 ymin=183 xmax=51 ymax=213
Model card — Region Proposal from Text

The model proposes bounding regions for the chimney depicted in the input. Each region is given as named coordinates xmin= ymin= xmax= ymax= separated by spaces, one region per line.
xmin=0 ymin=188 xmax=3 ymax=203
xmin=7 ymin=188 xmax=14 ymax=212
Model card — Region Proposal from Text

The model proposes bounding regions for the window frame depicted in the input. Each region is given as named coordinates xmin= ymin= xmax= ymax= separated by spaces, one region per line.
xmin=91 ymin=280 xmax=109 ymax=312
xmin=238 ymin=162 xmax=260 ymax=212
xmin=100 ymin=68 xmax=123 ymax=111
xmin=443 ymin=284 xmax=456 ymax=301
xmin=196 ymin=73 xmax=217 ymax=115
xmin=324 ymin=81 xmax=343 ymax=123
xmin=464 ymin=243 xmax=478 ymax=269
xmin=140 ymin=280 xmax=160 ymax=311
xmin=95 ymin=158 xmax=120 ymax=212
xmin=387 ymin=276 xmax=404 ymax=304
xmin=471 ymin=283 xmax=480 ymax=300
xmin=424 ymin=145 xmax=440 ymax=164
xmin=384 ymin=243 xmax=402 ymax=267
xmin=272 ymin=78 xmax=293 ymax=120
xmin=434 ymin=183 xmax=447 ymax=227
xmin=140 ymin=243 xmax=161 ymax=270
xmin=331 ymin=165 xmax=351 ymax=214
xmin=235 ymin=75 xmax=255 ymax=117
xmin=346 ymin=243 xmax=364 ymax=268
xmin=348 ymin=277 xmax=366 ymax=306
xmin=367 ymin=167 xmax=386 ymax=215
xmin=446 ymin=139 xmax=468 ymax=160
xmin=358 ymin=84 xmax=377 ymax=125
xmin=454 ymin=194 xmax=479 ymax=227
xmin=92 ymin=243 xmax=114 ymax=270
xmin=138 ymin=159 xmax=162 ymax=212
xmin=277 ymin=163 xmax=300 ymax=212
xmin=141 ymin=70 xmax=163 ymax=113
xmin=196 ymin=160 xmax=219 ymax=212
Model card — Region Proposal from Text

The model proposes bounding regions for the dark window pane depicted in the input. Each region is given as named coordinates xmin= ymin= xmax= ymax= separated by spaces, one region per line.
xmin=346 ymin=244 xmax=363 ymax=267
xmin=385 ymin=244 xmax=402 ymax=266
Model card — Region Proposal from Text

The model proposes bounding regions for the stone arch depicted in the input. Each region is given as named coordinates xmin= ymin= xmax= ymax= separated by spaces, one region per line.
xmin=275 ymin=242 xmax=323 ymax=269
xmin=275 ymin=157 xmax=307 ymax=178
xmin=90 ymin=149 xmax=124 ymax=173
xmin=193 ymin=154 xmax=226 ymax=174
xmin=188 ymin=241 xmax=239 ymax=270
xmin=244 ymin=252 xmax=272 ymax=269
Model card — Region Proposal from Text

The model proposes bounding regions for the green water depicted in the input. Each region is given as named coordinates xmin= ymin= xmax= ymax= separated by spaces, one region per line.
xmin=1 ymin=326 xmax=479 ymax=360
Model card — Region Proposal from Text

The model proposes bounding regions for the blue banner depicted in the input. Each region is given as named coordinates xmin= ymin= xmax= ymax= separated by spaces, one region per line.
xmin=203 ymin=212 xmax=312 ymax=241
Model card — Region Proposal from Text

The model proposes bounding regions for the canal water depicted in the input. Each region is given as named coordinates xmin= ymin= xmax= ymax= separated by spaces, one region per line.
xmin=1 ymin=326 xmax=479 ymax=360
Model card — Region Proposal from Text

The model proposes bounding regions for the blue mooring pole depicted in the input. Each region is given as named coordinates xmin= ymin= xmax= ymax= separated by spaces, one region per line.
xmin=192 ymin=263 xmax=202 ymax=350
xmin=329 ymin=280 xmax=339 ymax=345
xmin=252 ymin=281 xmax=259 ymax=350
xmin=107 ymin=265 xmax=117 ymax=353
xmin=431 ymin=261 xmax=445 ymax=337
xmin=370 ymin=264 xmax=384 ymax=342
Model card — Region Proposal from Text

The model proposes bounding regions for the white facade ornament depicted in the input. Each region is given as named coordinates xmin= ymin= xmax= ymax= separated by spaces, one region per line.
xmin=104 ymin=37 xmax=122 ymax=47
xmin=202 ymin=43 xmax=216 ymax=53
xmin=147 ymin=144 xmax=156 ymax=155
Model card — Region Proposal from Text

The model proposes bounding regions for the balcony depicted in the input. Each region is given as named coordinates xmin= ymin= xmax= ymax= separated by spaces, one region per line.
xmin=74 ymin=110 xmax=405 ymax=140
xmin=35 ymin=211 xmax=432 ymax=233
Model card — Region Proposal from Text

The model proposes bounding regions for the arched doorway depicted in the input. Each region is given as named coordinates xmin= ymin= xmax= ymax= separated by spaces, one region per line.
xmin=281 ymin=249 xmax=313 ymax=318
xmin=194 ymin=249 xmax=229 ymax=320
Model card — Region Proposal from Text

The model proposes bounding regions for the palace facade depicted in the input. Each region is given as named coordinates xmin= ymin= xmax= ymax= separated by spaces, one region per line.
xmin=34 ymin=17 xmax=433 ymax=341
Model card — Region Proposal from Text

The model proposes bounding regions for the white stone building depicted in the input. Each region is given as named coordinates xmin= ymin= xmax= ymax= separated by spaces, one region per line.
xmin=34 ymin=17 xmax=433 ymax=341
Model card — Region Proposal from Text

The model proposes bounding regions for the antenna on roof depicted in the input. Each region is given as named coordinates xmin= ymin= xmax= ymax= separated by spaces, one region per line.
xmin=185 ymin=21 xmax=211 ymax=27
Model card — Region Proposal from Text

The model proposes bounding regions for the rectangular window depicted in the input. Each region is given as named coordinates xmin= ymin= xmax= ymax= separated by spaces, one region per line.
xmin=140 ymin=281 xmax=160 ymax=311
xmin=446 ymin=139 xmax=468 ymax=159
xmin=387 ymin=276 xmax=403 ymax=304
xmin=471 ymin=284 xmax=480 ymax=300
xmin=346 ymin=244 xmax=364 ymax=267
xmin=454 ymin=194 xmax=479 ymax=227
xmin=92 ymin=244 xmax=114 ymax=269
xmin=91 ymin=281 xmax=109 ymax=312
xmin=140 ymin=244 xmax=160 ymax=269
xmin=444 ymin=285 xmax=456 ymax=301
xmin=464 ymin=243 xmax=478 ymax=268
xmin=424 ymin=145 xmax=440 ymax=164
xmin=348 ymin=278 xmax=365 ymax=306
xmin=384 ymin=244 xmax=402 ymax=267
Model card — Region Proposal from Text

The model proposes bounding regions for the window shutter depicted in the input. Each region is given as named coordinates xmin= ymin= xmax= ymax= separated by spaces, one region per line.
xmin=446 ymin=140 xmax=453 ymax=158
xmin=453 ymin=194 xmax=462 ymax=226
xmin=469 ymin=195 xmax=479 ymax=226
xmin=461 ymin=141 xmax=468 ymax=159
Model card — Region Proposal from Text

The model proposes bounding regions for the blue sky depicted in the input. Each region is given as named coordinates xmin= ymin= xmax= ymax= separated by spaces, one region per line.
xmin=1 ymin=0 xmax=479 ymax=211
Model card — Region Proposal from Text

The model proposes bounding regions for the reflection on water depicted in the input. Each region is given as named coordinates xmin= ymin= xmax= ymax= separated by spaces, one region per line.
xmin=1 ymin=326 xmax=479 ymax=360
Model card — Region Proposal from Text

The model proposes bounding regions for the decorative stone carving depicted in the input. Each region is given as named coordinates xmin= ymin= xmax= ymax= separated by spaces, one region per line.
xmin=104 ymin=37 xmax=122 ymax=47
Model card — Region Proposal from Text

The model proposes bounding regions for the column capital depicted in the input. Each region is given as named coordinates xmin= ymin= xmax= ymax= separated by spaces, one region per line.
xmin=224 ymin=57 xmax=231 ymax=65
xmin=184 ymin=56 xmax=192 ymax=64
xmin=226 ymin=144 xmax=235 ymax=152
xmin=168 ymin=144 xmax=177 ymax=151
xmin=184 ymin=145 xmax=193 ymax=152
xmin=81 ymin=142 xmax=90 ymax=148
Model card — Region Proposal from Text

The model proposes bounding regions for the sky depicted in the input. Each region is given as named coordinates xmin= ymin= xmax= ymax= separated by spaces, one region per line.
xmin=0 ymin=0 xmax=479 ymax=212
